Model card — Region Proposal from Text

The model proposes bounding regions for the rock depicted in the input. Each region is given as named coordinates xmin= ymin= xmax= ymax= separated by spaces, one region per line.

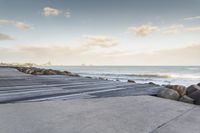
xmin=165 ymin=85 xmax=186 ymax=96
xmin=40 ymin=69 xmax=57 ymax=75
xmin=58 ymin=71 xmax=68 ymax=75
xmin=16 ymin=67 xmax=26 ymax=72
xmin=148 ymin=82 xmax=158 ymax=86
xmin=188 ymin=90 xmax=200 ymax=105
xmin=32 ymin=71 xmax=43 ymax=75
xmin=16 ymin=67 xmax=79 ymax=77
xmin=186 ymin=85 xmax=200 ymax=95
xmin=47 ymin=70 xmax=57 ymax=75
xmin=197 ymin=83 xmax=200 ymax=86
xmin=64 ymin=71 xmax=72 ymax=75
xmin=41 ymin=70 xmax=49 ymax=75
xmin=54 ymin=70 xmax=66 ymax=75
xmin=28 ymin=69 xmax=36 ymax=74
xmin=98 ymin=77 xmax=108 ymax=80
xmin=85 ymin=76 xmax=92 ymax=79
xmin=128 ymin=80 xmax=136 ymax=83
xmin=148 ymin=82 xmax=155 ymax=85
xmin=157 ymin=88 xmax=180 ymax=100
xmin=71 ymin=73 xmax=80 ymax=77
xmin=33 ymin=69 xmax=43 ymax=75
xmin=179 ymin=95 xmax=194 ymax=104
xmin=25 ymin=68 xmax=31 ymax=73
xmin=99 ymin=77 xmax=105 ymax=80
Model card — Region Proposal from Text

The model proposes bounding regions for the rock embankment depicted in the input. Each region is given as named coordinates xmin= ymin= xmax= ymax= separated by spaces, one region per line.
xmin=15 ymin=67 xmax=80 ymax=76
xmin=157 ymin=83 xmax=200 ymax=105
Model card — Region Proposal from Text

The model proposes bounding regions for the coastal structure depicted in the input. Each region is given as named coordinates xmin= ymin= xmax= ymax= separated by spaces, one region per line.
xmin=0 ymin=67 xmax=200 ymax=133
xmin=0 ymin=67 xmax=162 ymax=103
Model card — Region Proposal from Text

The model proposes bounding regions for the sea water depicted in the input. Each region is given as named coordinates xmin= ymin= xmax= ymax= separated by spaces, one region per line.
xmin=44 ymin=66 xmax=200 ymax=86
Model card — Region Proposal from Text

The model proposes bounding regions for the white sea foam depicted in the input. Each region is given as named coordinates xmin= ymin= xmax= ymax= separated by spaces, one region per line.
xmin=44 ymin=66 xmax=200 ymax=86
xmin=168 ymin=73 xmax=200 ymax=79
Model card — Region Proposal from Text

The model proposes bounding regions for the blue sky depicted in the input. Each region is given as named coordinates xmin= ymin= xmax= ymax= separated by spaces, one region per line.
xmin=0 ymin=0 xmax=200 ymax=65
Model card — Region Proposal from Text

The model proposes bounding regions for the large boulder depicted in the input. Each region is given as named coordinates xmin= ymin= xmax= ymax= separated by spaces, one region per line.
xmin=157 ymin=88 xmax=180 ymax=100
xmin=188 ymin=90 xmax=200 ymax=105
xmin=179 ymin=95 xmax=194 ymax=104
xmin=164 ymin=85 xmax=186 ymax=96
xmin=64 ymin=71 xmax=73 ymax=75
xmin=186 ymin=85 xmax=200 ymax=95
xmin=197 ymin=83 xmax=200 ymax=86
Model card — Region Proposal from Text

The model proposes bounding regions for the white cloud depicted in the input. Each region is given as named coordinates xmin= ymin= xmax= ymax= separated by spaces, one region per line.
xmin=42 ymin=7 xmax=71 ymax=18
xmin=83 ymin=35 xmax=118 ymax=48
xmin=184 ymin=16 xmax=200 ymax=20
xmin=163 ymin=24 xmax=200 ymax=33
xmin=185 ymin=27 xmax=200 ymax=32
xmin=162 ymin=24 xmax=184 ymax=34
xmin=15 ymin=22 xmax=32 ymax=29
xmin=0 ymin=34 xmax=118 ymax=65
xmin=0 ymin=44 xmax=90 ymax=65
xmin=0 ymin=19 xmax=32 ymax=30
xmin=0 ymin=33 xmax=14 ymax=41
xmin=128 ymin=24 xmax=159 ymax=37
xmin=0 ymin=43 xmax=199 ymax=65
xmin=43 ymin=7 xmax=61 ymax=16
xmin=102 ymin=44 xmax=200 ymax=65
xmin=0 ymin=19 xmax=11 ymax=25
xmin=64 ymin=11 xmax=71 ymax=18
xmin=128 ymin=24 xmax=200 ymax=36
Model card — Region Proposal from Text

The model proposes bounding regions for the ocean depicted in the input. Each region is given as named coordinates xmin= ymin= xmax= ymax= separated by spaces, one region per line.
xmin=43 ymin=66 xmax=200 ymax=86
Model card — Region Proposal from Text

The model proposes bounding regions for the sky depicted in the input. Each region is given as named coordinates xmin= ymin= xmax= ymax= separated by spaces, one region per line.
xmin=0 ymin=0 xmax=200 ymax=65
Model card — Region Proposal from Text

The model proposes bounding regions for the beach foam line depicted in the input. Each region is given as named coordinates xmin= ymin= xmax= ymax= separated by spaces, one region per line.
xmin=79 ymin=73 xmax=200 ymax=79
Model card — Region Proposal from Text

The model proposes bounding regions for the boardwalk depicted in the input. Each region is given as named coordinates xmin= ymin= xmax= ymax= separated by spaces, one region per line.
xmin=0 ymin=67 xmax=162 ymax=103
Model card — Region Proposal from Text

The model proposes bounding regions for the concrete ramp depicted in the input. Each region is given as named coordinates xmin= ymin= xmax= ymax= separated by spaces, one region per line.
xmin=0 ymin=67 xmax=163 ymax=103
xmin=0 ymin=67 xmax=29 ymax=77
xmin=0 ymin=96 xmax=199 ymax=133
xmin=0 ymin=67 xmax=199 ymax=133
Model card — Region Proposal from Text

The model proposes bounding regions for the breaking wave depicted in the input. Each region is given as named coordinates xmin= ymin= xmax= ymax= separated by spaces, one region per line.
xmin=82 ymin=73 xmax=200 ymax=79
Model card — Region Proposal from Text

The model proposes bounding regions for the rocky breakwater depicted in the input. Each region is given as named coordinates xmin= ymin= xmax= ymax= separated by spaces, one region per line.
xmin=157 ymin=83 xmax=200 ymax=105
xmin=16 ymin=67 xmax=80 ymax=77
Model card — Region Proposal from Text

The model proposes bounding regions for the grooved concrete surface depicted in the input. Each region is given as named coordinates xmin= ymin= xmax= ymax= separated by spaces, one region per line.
xmin=0 ymin=67 xmax=200 ymax=133
xmin=0 ymin=96 xmax=199 ymax=133
xmin=0 ymin=67 xmax=163 ymax=103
